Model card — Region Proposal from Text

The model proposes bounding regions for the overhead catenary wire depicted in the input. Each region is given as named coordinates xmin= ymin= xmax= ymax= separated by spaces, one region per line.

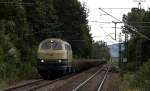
xmin=90 ymin=21 xmax=150 ymax=24
xmin=0 ymin=2 xmax=34 ymax=5
xmin=100 ymin=8 xmax=132 ymax=9
xmin=25 ymin=31 xmax=93 ymax=42
xmin=99 ymin=8 xmax=121 ymax=22
xmin=90 ymin=21 xmax=112 ymax=24
xmin=103 ymin=36 xmax=118 ymax=44
xmin=99 ymin=8 xmax=150 ymax=41
xmin=125 ymin=24 xmax=150 ymax=40
xmin=100 ymin=35 xmax=118 ymax=44
xmin=91 ymin=24 xmax=118 ymax=44
xmin=93 ymin=35 xmax=118 ymax=43
xmin=99 ymin=25 xmax=117 ymax=41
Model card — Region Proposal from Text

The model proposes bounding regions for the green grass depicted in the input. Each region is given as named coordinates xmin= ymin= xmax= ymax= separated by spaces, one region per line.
xmin=0 ymin=80 xmax=8 ymax=90
xmin=0 ymin=63 xmax=40 ymax=90
xmin=108 ymin=59 xmax=119 ymax=66
xmin=119 ymin=73 xmax=146 ymax=91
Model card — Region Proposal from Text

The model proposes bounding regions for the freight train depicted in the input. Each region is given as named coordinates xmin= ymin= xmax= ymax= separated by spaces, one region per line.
xmin=37 ymin=38 xmax=105 ymax=79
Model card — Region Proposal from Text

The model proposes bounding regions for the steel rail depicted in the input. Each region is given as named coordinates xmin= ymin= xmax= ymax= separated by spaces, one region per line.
xmin=29 ymin=73 xmax=77 ymax=91
xmin=97 ymin=68 xmax=109 ymax=91
xmin=72 ymin=66 xmax=104 ymax=91
xmin=2 ymin=79 xmax=43 ymax=91
xmin=29 ymin=79 xmax=60 ymax=91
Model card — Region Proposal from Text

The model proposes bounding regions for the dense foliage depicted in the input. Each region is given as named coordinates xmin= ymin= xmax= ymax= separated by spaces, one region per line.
xmin=122 ymin=8 xmax=150 ymax=71
xmin=136 ymin=60 xmax=150 ymax=86
xmin=0 ymin=0 xmax=110 ymax=84
xmin=122 ymin=8 xmax=150 ymax=88
xmin=53 ymin=0 xmax=93 ymax=58
xmin=92 ymin=41 xmax=110 ymax=60
xmin=0 ymin=0 xmax=37 ymax=81
xmin=22 ymin=0 xmax=93 ymax=58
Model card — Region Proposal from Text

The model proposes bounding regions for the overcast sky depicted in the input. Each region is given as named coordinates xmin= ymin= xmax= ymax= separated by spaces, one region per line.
xmin=79 ymin=0 xmax=150 ymax=45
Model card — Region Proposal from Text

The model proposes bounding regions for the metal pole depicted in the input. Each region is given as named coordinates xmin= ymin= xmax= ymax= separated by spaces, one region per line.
xmin=119 ymin=33 xmax=122 ymax=68
xmin=125 ymin=33 xmax=128 ymax=59
xmin=112 ymin=21 xmax=118 ymax=40
xmin=115 ymin=23 xmax=117 ymax=40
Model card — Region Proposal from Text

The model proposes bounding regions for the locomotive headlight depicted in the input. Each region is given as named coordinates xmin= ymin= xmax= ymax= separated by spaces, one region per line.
xmin=41 ymin=59 xmax=44 ymax=63
xmin=58 ymin=60 xmax=62 ymax=63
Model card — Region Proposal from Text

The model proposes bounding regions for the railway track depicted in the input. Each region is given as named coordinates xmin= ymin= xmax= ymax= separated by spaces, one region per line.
xmin=1 ymin=79 xmax=43 ymax=91
xmin=1 ymin=65 xmax=108 ymax=91
xmin=72 ymin=65 xmax=109 ymax=91
xmin=2 ymin=73 xmax=75 ymax=91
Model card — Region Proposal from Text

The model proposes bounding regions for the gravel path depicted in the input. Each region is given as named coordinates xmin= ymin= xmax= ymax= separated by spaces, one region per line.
xmin=102 ymin=72 xmax=119 ymax=91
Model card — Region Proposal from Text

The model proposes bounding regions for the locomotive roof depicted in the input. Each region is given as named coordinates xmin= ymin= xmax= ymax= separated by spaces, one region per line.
xmin=41 ymin=38 xmax=70 ymax=45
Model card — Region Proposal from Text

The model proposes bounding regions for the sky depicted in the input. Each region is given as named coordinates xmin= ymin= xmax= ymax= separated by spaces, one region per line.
xmin=79 ymin=0 xmax=150 ymax=45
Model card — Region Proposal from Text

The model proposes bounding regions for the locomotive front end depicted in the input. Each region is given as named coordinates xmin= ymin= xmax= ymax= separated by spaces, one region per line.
xmin=37 ymin=39 xmax=70 ymax=78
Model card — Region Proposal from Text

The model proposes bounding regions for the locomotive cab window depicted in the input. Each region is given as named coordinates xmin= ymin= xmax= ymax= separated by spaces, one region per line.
xmin=51 ymin=40 xmax=62 ymax=50
xmin=41 ymin=40 xmax=62 ymax=50
xmin=65 ymin=44 xmax=71 ymax=50
xmin=41 ymin=41 xmax=51 ymax=49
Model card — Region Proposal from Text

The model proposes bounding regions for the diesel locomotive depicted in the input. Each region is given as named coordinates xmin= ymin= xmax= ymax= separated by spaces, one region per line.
xmin=37 ymin=38 xmax=105 ymax=79
xmin=37 ymin=38 xmax=72 ymax=79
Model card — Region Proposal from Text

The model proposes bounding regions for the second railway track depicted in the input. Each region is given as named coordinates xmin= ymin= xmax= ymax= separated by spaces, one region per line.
xmin=73 ymin=65 xmax=110 ymax=91
xmin=2 ymin=73 xmax=75 ymax=91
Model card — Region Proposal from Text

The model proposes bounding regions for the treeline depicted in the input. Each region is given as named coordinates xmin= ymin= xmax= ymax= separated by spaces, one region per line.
xmin=23 ymin=0 xmax=93 ymax=58
xmin=122 ymin=8 xmax=150 ymax=87
xmin=92 ymin=41 xmax=110 ymax=61
xmin=0 ymin=0 xmax=110 ymax=83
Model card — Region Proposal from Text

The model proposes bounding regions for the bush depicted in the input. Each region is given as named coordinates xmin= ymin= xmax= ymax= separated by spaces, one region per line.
xmin=135 ymin=60 xmax=150 ymax=88
xmin=0 ymin=20 xmax=39 ymax=86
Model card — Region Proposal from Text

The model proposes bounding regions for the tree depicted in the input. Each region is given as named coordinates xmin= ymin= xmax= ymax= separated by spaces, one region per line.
xmin=122 ymin=8 xmax=150 ymax=71
xmin=0 ymin=0 xmax=38 ymax=80
xmin=23 ymin=0 xmax=59 ymax=43
xmin=0 ymin=0 xmax=27 ymax=79
xmin=53 ymin=0 xmax=93 ymax=58
xmin=0 ymin=0 xmax=95 ymax=82
xmin=92 ymin=41 xmax=110 ymax=60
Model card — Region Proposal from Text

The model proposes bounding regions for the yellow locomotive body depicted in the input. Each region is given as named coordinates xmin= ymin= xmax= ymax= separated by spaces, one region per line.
xmin=37 ymin=38 xmax=72 ymax=78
